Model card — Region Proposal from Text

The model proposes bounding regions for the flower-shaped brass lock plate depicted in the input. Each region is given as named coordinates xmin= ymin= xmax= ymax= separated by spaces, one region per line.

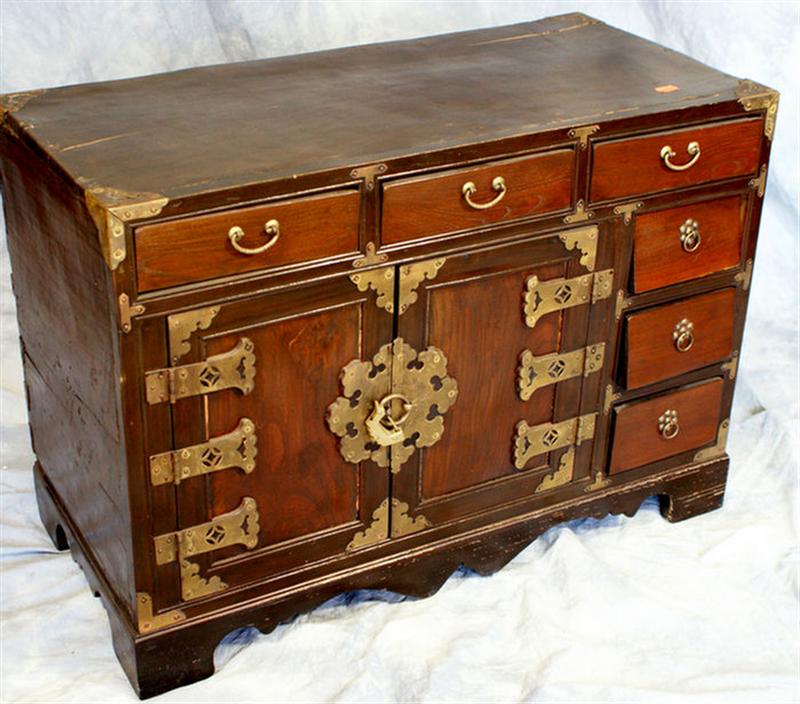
xmin=326 ymin=338 xmax=458 ymax=473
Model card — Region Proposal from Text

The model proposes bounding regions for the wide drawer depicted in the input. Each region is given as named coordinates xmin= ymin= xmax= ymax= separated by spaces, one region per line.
xmin=135 ymin=190 xmax=360 ymax=291
xmin=381 ymin=150 xmax=574 ymax=244
xmin=590 ymin=119 xmax=762 ymax=202
xmin=632 ymin=196 xmax=745 ymax=293
xmin=609 ymin=378 xmax=724 ymax=474
xmin=624 ymin=288 xmax=736 ymax=390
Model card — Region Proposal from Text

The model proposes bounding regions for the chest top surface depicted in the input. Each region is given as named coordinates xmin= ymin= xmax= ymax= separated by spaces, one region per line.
xmin=1 ymin=13 xmax=753 ymax=200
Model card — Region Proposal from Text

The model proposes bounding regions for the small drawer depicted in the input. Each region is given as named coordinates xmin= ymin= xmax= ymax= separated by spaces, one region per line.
xmin=381 ymin=150 xmax=574 ymax=245
xmin=624 ymin=288 xmax=736 ymax=390
xmin=609 ymin=378 xmax=724 ymax=474
xmin=590 ymin=119 xmax=762 ymax=202
xmin=632 ymin=196 xmax=745 ymax=293
xmin=135 ymin=190 xmax=360 ymax=291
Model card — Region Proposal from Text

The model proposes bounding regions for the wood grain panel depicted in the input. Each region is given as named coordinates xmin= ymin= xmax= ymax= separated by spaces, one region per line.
xmin=136 ymin=190 xmax=360 ymax=291
xmin=591 ymin=119 xmax=762 ymax=201
xmin=207 ymin=305 xmax=361 ymax=544
xmin=633 ymin=196 xmax=744 ymax=292
xmin=625 ymin=288 xmax=736 ymax=389
xmin=381 ymin=150 xmax=574 ymax=244
xmin=609 ymin=378 xmax=724 ymax=474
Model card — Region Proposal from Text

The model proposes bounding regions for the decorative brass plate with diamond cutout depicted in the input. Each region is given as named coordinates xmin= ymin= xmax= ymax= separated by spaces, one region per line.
xmin=327 ymin=338 xmax=458 ymax=474
xmin=153 ymin=497 xmax=260 ymax=601
xmin=149 ymin=417 xmax=257 ymax=485
xmin=513 ymin=413 xmax=596 ymax=470
xmin=145 ymin=337 xmax=256 ymax=404
xmin=523 ymin=269 xmax=613 ymax=328
xmin=517 ymin=343 xmax=605 ymax=400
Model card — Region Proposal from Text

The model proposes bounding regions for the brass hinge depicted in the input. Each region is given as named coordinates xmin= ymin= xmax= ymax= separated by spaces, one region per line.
xmin=168 ymin=306 xmax=220 ymax=365
xmin=118 ymin=293 xmax=145 ymax=333
xmin=85 ymin=187 xmax=168 ymax=271
xmin=613 ymin=201 xmax=644 ymax=225
xmin=568 ymin=124 xmax=599 ymax=149
xmin=517 ymin=343 xmax=605 ymax=400
xmin=514 ymin=413 xmax=596 ymax=470
xmin=694 ymin=419 xmax=730 ymax=462
xmin=749 ymin=165 xmax=767 ymax=198
xmin=149 ymin=418 xmax=257 ymax=486
xmin=135 ymin=592 xmax=186 ymax=634
xmin=350 ymin=258 xmax=446 ymax=315
xmin=153 ymin=497 xmax=260 ymax=601
xmin=558 ymin=225 xmax=598 ymax=271
xmin=737 ymin=80 xmax=779 ymax=141
xmin=563 ymin=199 xmax=594 ymax=224
xmin=523 ymin=269 xmax=613 ymax=328
xmin=145 ymin=337 xmax=256 ymax=405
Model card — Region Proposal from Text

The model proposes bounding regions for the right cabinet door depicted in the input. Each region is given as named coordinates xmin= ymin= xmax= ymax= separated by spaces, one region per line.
xmin=392 ymin=227 xmax=614 ymax=530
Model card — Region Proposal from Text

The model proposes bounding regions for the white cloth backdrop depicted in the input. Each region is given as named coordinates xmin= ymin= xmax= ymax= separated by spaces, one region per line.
xmin=1 ymin=1 xmax=798 ymax=702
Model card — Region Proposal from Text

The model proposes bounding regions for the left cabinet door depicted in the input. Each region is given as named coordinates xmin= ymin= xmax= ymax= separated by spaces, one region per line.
xmin=144 ymin=274 xmax=392 ymax=605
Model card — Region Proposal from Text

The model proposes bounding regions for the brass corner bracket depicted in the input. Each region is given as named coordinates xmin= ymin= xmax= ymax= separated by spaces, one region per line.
xmin=721 ymin=351 xmax=739 ymax=380
xmin=346 ymin=498 xmax=430 ymax=551
xmin=168 ymin=306 xmax=221 ymax=364
xmin=564 ymin=199 xmax=594 ymax=224
xmin=613 ymin=201 xmax=644 ymax=225
xmin=135 ymin=592 xmax=186 ymax=634
xmin=694 ymin=419 xmax=730 ymax=462
xmin=749 ymin=164 xmax=768 ymax=198
xmin=736 ymin=80 xmax=779 ymax=141
xmin=558 ymin=225 xmax=599 ymax=271
xmin=0 ymin=89 xmax=45 ymax=120
xmin=85 ymin=187 xmax=168 ymax=271
xmin=735 ymin=259 xmax=753 ymax=291
xmin=350 ymin=258 xmax=445 ymax=315
xmin=350 ymin=163 xmax=388 ymax=191
xmin=353 ymin=242 xmax=389 ymax=268
xmin=118 ymin=293 xmax=145 ymax=334
xmin=568 ymin=124 xmax=599 ymax=149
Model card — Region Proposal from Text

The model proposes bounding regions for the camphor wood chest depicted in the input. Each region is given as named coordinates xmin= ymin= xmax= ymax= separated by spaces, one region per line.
xmin=0 ymin=14 xmax=777 ymax=698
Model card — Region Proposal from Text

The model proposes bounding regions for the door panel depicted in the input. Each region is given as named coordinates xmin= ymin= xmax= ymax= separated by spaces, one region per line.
xmin=157 ymin=275 xmax=391 ymax=603
xmin=393 ymin=230 xmax=611 ymax=529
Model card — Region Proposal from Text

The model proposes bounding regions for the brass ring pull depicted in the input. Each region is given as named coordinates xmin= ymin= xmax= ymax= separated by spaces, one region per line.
xmin=462 ymin=176 xmax=507 ymax=210
xmin=228 ymin=219 xmax=280 ymax=255
xmin=679 ymin=218 xmax=701 ymax=252
xmin=673 ymin=318 xmax=694 ymax=353
xmin=365 ymin=393 xmax=413 ymax=447
xmin=658 ymin=409 xmax=680 ymax=439
xmin=660 ymin=141 xmax=701 ymax=171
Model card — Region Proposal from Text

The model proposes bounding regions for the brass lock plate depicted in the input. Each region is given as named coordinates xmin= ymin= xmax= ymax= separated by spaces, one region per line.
xmin=517 ymin=343 xmax=605 ymax=400
xmin=145 ymin=337 xmax=256 ymax=404
xmin=149 ymin=417 xmax=257 ymax=485
xmin=327 ymin=338 xmax=458 ymax=474
xmin=523 ymin=269 xmax=613 ymax=328
xmin=514 ymin=413 xmax=596 ymax=470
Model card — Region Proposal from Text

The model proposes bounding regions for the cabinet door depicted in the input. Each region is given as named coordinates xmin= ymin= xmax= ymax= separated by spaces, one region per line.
xmin=392 ymin=230 xmax=612 ymax=530
xmin=146 ymin=275 xmax=391 ymax=605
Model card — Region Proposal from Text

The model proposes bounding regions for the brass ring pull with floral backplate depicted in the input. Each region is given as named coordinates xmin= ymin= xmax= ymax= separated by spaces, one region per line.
xmin=461 ymin=176 xmax=506 ymax=210
xmin=228 ymin=219 xmax=280 ymax=255
xmin=673 ymin=318 xmax=694 ymax=352
xmin=365 ymin=393 xmax=413 ymax=447
xmin=660 ymin=141 xmax=701 ymax=171
xmin=658 ymin=409 xmax=680 ymax=439
xmin=679 ymin=218 xmax=701 ymax=252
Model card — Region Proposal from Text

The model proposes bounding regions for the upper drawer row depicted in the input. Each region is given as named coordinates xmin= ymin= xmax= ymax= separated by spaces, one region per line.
xmin=135 ymin=118 xmax=763 ymax=292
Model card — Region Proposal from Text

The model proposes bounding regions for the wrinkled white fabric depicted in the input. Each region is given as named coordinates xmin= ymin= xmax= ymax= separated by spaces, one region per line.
xmin=1 ymin=2 xmax=798 ymax=702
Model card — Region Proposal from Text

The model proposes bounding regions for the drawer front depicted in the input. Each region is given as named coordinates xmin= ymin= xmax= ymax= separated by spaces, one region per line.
xmin=624 ymin=288 xmax=736 ymax=389
xmin=381 ymin=150 xmax=574 ymax=244
xmin=609 ymin=378 xmax=724 ymax=474
xmin=633 ymin=196 xmax=745 ymax=293
xmin=135 ymin=190 xmax=360 ymax=291
xmin=590 ymin=119 xmax=762 ymax=202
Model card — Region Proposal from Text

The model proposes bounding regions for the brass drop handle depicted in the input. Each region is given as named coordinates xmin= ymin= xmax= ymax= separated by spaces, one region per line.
xmin=673 ymin=318 xmax=694 ymax=352
xmin=679 ymin=218 xmax=701 ymax=252
xmin=658 ymin=409 xmax=680 ymax=439
xmin=660 ymin=141 xmax=701 ymax=171
xmin=365 ymin=393 xmax=413 ymax=447
xmin=228 ymin=219 xmax=280 ymax=255
xmin=462 ymin=176 xmax=507 ymax=210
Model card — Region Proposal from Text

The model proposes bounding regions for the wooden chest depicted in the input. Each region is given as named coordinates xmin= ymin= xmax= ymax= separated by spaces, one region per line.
xmin=0 ymin=13 xmax=777 ymax=698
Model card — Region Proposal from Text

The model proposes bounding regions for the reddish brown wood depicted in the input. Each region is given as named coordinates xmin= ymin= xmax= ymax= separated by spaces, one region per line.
xmin=624 ymin=288 xmax=736 ymax=389
xmin=590 ymin=119 xmax=763 ymax=202
xmin=632 ymin=196 xmax=744 ymax=292
xmin=381 ymin=150 xmax=574 ymax=244
xmin=136 ymin=190 xmax=360 ymax=291
xmin=609 ymin=378 xmax=724 ymax=474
